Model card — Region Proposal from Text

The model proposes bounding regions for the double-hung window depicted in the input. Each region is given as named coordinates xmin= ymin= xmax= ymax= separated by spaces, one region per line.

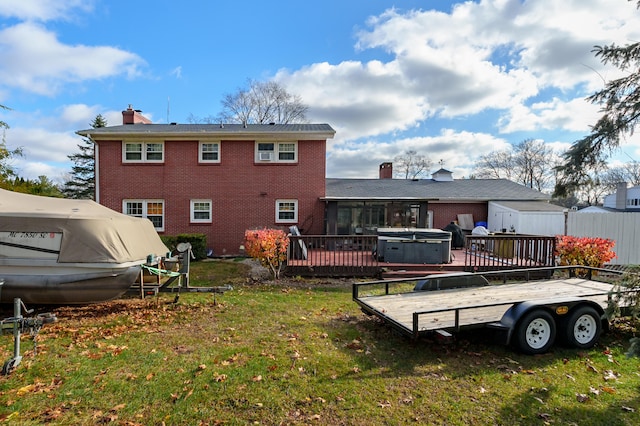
xmin=124 ymin=200 xmax=165 ymax=231
xmin=199 ymin=142 xmax=220 ymax=163
xmin=191 ymin=199 xmax=212 ymax=223
xmin=278 ymin=143 xmax=296 ymax=161
xmin=255 ymin=142 xmax=297 ymax=163
xmin=276 ymin=199 xmax=298 ymax=223
xmin=123 ymin=142 xmax=164 ymax=163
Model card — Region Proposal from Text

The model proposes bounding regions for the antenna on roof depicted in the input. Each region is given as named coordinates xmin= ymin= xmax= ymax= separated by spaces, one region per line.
xmin=167 ymin=96 xmax=170 ymax=123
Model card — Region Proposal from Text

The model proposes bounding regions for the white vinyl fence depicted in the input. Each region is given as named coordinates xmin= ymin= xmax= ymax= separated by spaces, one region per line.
xmin=566 ymin=212 xmax=640 ymax=265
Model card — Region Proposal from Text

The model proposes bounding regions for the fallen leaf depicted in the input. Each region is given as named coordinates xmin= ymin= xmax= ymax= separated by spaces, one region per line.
xmin=213 ymin=373 xmax=227 ymax=382
xmin=576 ymin=393 xmax=589 ymax=403
xmin=17 ymin=384 xmax=37 ymax=396
xmin=537 ymin=413 xmax=552 ymax=421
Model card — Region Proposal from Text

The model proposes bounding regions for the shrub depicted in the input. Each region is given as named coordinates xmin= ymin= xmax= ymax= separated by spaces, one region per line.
xmin=555 ymin=235 xmax=616 ymax=269
xmin=244 ymin=228 xmax=289 ymax=279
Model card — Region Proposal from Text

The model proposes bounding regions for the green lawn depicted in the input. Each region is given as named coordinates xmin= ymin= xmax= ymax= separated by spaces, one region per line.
xmin=1 ymin=259 xmax=638 ymax=425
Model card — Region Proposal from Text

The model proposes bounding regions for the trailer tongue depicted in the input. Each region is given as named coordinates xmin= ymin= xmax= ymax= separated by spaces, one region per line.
xmin=353 ymin=266 xmax=631 ymax=354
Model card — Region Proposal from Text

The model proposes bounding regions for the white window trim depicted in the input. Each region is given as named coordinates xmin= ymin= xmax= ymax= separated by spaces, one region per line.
xmin=190 ymin=199 xmax=212 ymax=223
xmin=275 ymin=199 xmax=298 ymax=223
xmin=122 ymin=141 xmax=165 ymax=163
xmin=199 ymin=142 xmax=221 ymax=163
xmin=255 ymin=141 xmax=298 ymax=163
xmin=123 ymin=199 xmax=165 ymax=231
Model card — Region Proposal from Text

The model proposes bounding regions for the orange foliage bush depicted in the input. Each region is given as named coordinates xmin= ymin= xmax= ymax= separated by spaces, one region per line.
xmin=244 ymin=228 xmax=289 ymax=279
xmin=555 ymin=235 xmax=616 ymax=268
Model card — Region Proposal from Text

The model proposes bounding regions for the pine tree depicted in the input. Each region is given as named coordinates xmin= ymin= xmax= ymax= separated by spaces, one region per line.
xmin=63 ymin=114 xmax=106 ymax=199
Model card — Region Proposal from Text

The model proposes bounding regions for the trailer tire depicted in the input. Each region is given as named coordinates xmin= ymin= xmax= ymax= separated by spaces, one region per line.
xmin=514 ymin=309 xmax=556 ymax=355
xmin=563 ymin=306 xmax=601 ymax=349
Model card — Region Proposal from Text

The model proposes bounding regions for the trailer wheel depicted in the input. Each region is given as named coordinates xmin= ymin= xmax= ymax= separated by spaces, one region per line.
xmin=563 ymin=306 xmax=601 ymax=349
xmin=515 ymin=310 xmax=556 ymax=355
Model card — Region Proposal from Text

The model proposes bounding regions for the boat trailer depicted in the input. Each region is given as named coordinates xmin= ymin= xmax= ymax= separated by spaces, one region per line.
xmin=1 ymin=294 xmax=56 ymax=375
xmin=132 ymin=243 xmax=232 ymax=303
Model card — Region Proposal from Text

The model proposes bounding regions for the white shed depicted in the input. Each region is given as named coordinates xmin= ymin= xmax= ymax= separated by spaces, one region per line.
xmin=488 ymin=201 xmax=566 ymax=236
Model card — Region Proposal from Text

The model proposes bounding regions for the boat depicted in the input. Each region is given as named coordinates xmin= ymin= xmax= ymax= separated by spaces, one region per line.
xmin=0 ymin=189 xmax=169 ymax=304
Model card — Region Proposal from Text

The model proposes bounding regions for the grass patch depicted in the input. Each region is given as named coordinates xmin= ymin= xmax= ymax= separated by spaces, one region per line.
xmin=1 ymin=260 xmax=639 ymax=425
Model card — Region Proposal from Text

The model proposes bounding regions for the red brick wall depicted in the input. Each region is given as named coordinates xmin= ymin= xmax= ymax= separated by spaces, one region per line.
xmin=429 ymin=202 xmax=487 ymax=230
xmin=97 ymin=139 xmax=326 ymax=255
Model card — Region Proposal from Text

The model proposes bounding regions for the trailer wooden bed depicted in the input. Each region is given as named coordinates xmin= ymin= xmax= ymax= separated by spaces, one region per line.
xmin=352 ymin=267 xmax=632 ymax=354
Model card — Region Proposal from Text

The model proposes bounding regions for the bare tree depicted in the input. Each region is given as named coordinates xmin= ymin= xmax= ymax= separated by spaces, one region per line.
xmin=474 ymin=150 xmax=515 ymax=181
xmin=513 ymin=139 xmax=556 ymax=191
xmin=602 ymin=160 xmax=640 ymax=187
xmin=216 ymin=80 xmax=309 ymax=124
xmin=393 ymin=150 xmax=433 ymax=179
xmin=473 ymin=139 xmax=558 ymax=192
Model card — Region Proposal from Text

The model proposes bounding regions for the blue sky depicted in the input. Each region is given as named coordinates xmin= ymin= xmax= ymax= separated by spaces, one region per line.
xmin=1 ymin=0 xmax=640 ymax=183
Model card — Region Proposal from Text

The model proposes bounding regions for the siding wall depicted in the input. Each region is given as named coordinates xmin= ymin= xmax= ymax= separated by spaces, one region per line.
xmin=97 ymin=138 xmax=326 ymax=256
xmin=567 ymin=212 xmax=640 ymax=265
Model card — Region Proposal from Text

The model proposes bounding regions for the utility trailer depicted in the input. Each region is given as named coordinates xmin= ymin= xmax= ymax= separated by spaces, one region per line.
xmin=353 ymin=266 xmax=633 ymax=354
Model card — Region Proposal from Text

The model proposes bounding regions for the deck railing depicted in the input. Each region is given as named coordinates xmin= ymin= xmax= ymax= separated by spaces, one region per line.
xmin=464 ymin=234 xmax=556 ymax=272
xmin=286 ymin=235 xmax=379 ymax=277
xmin=284 ymin=234 xmax=557 ymax=277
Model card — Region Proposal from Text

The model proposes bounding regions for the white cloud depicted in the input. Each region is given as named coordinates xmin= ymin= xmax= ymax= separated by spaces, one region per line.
xmin=0 ymin=22 xmax=145 ymax=96
xmin=498 ymin=97 xmax=602 ymax=134
xmin=0 ymin=0 xmax=95 ymax=22
xmin=2 ymin=103 xmax=127 ymax=182
xmin=278 ymin=0 xmax=640 ymax=152
xmin=170 ymin=66 xmax=183 ymax=79
xmin=326 ymin=129 xmax=510 ymax=179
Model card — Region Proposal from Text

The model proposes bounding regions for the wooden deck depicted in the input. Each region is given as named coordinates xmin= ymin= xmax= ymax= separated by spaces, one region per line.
xmin=354 ymin=278 xmax=615 ymax=336
xmin=285 ymin=234 xmax=556 ymax=278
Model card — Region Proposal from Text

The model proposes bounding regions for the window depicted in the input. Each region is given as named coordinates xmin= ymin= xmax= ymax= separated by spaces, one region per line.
xmin=257 ymin=143 xmax=274 ymax=161
xmin=123 ymin=142 xmax=164 ymax=162
xmin=191 ymin=199 xmax=212 ymax=223
xmin=199 ymin=142 xmax=220 ymax=163
xmin=276 ymin=199 xmax=298 ymax=223
xmin=255 ymin=142 xmax=297 ymax=163
xmin=278 ymin=143 xmax=296 ymax=161
xmin=123 ymin=200 xmax=164 ymax=231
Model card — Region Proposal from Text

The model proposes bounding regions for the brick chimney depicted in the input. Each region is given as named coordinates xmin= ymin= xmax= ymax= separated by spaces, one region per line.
xmin=122 ymin=104 xmax=152 ymax=124
xmin=379 ymin=162 xmax=393 ymax=179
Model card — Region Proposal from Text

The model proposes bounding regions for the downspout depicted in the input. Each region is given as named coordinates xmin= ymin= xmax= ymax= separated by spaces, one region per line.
xmin=88 ymin=134 xmax=100 ymax=203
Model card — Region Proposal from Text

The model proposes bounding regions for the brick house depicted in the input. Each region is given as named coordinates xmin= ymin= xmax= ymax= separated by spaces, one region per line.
xmin=79 ymin=106 xmax=553 ymax=257
xmin=77 ymin=106 xmax=335 ymax=256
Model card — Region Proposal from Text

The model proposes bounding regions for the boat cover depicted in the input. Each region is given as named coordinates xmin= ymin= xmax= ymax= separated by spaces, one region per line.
xmin=0 ymin=189 xmax=168 ymax=264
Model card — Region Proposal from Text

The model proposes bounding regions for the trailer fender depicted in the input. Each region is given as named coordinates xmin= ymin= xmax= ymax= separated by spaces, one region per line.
xmin=499 ymin=298 xmax=605 ymax=345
